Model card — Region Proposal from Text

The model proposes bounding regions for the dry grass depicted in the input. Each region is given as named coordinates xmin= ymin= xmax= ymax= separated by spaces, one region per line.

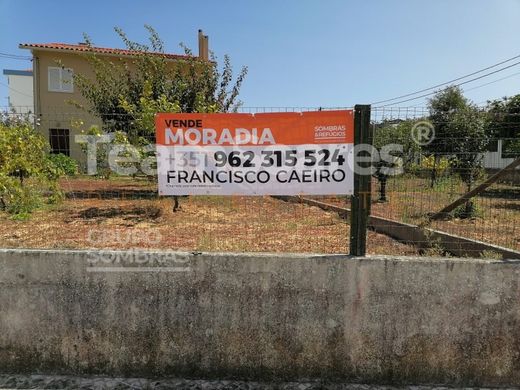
xmin=315 ymin=175 xmax=520 ymax=251
xmin=4 ymin=173 xmax=516 ymax=254
xmin=0 ymin=176 xmax=419 ymax=255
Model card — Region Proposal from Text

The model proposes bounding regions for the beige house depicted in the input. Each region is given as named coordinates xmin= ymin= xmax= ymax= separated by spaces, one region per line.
xmin=19 ymin=31 xmax=209 ymax=168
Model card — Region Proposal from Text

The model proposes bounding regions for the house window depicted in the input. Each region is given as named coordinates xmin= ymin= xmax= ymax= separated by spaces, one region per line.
xmin=49 ymin=129 xmax=70 ymax=156
xmin=48 ymin=67 xmax=73 ymax=92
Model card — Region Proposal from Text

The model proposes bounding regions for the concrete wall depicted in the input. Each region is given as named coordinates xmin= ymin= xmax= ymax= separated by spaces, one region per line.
xmin=1 ymin=249 xmax=520 ymax=386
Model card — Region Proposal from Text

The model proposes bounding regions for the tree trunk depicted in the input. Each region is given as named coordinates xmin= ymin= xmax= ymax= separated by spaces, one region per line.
xmin=379 ymin=177 xmax=387 ymax=202
xmin=430 ymin=156 xmax=438 ymax=188
xmin=464 ymin=181 xmax=473 ymax=217
xmin=172 ymin=196 xmax=180 ymax=212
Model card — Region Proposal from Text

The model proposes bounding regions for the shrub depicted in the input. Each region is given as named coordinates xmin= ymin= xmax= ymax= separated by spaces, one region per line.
xmin=451 ymin=201 xmax=481 ymax=219
xmin=0 ymin=119 xmax=63 ymax=216
xmin=420 ymin=155 xmax=450 ymax=174
xmin=480 ymin=250 xmax=503 ymax=260
xmin=48 ymin=153 xmax=78 ymax=176
xmin=77 ymin=125 xmax=124 ymax=178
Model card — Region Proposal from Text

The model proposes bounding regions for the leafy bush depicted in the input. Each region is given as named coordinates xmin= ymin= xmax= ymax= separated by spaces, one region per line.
xmin=430 ymin=174 xmax=461 ymax=192
xmin=48 ymin=153 xmax=78 ymax=176
xmin=419 ymin=155 xmax=450 ymax=174
xmin=76 ymin=125 xmax=134 ymax=178
xmin=451 ymin=201 xmax=481 ymax=220
xmin=372 ymin=120 xmax=421 ymax=201
xmin=0 ymin=119 xmax=63 ymax=216
xmin=0 ymin=175 xmax=42 ymax=217
xmin=480 ymin=250 xmax=503 ymax=260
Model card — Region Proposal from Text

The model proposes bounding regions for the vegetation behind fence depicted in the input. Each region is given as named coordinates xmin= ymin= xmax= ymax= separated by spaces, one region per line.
xmin=1 ymin=98 xmax=519 ymax=258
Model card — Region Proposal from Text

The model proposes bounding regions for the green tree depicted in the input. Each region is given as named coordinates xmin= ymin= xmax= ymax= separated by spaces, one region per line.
xmin=486 ymin=95 xmax=520 ymax=158
xmin=448 ymin=106 xmax=487 ymax=217
xmin=69 ymin=25 xmax=248 ymax=211
xmin=0 ymin=114 xmax=63 ymax=216
xmin=373 ymin=120 xmax=420 ymax=202
xmin=449 ymin=106 xmax=487 ymax=190
xmin=427 ymin=87 xmax=488 ymax=218
xmin=426 ymin=86 xmax=469 ymax=187
xmin=71 ymin=25 xmax=247 ymax=141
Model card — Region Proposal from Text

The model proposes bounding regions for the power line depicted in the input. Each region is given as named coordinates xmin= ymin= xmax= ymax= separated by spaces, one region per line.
xmin=0 ymin=51 xmax=31 ymax=58
xmin=376 ymin=59 xmax=520 ymax=107
xmin=0 ymin=81 xmax=33 ymax=98
xmin=0 ymin=52 xmax=32 ymax=60
xmin=371 ymin=53 xmax=520 ymax=105
xmin=462 ymin=71 xmax=520 ymax=93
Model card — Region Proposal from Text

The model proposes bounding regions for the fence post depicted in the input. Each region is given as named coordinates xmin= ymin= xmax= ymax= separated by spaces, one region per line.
xmin=350 ymin=104 xmax=372 ymax=256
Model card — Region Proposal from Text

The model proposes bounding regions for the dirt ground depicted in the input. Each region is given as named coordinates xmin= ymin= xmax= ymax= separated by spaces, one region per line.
xmin=3 ymin=174 xmax=517 ymax=254
xmin=9 ymin=177 xmax=520 ymax=255
xmin=314 ymin=175 xmax=520 ymax=251
xmin=0 ymin=176 xmax=419 ymax=255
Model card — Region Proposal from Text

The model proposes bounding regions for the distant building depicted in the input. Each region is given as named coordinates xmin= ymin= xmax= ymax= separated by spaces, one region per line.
xmin=482 ymin=139 xmax=516 ymax=169
xmin=2 ymin=69 xmax=33 ymax=113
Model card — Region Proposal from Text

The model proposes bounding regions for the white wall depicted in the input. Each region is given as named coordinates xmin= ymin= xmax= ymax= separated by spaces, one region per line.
xmin=3 ymin=70 xmax=33 ymax=113
xmin=482 ymin=139 xmax=517 ymax=169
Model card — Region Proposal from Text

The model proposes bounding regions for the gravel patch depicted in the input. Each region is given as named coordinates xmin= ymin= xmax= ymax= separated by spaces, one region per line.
xmin=0 ymin=375 xmax=515 ymax=390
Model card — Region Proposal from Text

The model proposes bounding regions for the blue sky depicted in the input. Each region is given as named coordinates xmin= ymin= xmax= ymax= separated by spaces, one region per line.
xmin=1 ymin=0 xmax=520 ymax=108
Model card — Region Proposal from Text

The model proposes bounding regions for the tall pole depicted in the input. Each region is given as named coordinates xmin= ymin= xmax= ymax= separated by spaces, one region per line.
xmin=350 ymin=105 xmax=372 ymax=256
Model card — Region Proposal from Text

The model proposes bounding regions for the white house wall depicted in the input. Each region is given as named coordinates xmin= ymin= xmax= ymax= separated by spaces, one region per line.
xmin=3 ymin=70 xmax=33 ymax=113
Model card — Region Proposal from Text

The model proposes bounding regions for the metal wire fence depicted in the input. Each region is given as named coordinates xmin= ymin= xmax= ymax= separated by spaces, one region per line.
xmin=0 ymin=105 xmax=519 ymax=258
xmin=311 ymin=106 xmax=520 ymax=257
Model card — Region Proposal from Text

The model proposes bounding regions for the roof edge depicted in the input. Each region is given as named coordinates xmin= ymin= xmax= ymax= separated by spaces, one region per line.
xmin=3 ymin=69 xmax=33 ymax=76
xmin=18 ymin=43 xmax=195 ymax=62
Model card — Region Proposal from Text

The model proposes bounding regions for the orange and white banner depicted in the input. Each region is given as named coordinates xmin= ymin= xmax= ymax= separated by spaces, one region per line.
xmin=155 ymin=110 xmax=354 ymax=196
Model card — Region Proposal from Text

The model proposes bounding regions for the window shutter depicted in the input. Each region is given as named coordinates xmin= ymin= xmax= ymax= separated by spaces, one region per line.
xmin=48 ymin=67 xmax=61 ymax=91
